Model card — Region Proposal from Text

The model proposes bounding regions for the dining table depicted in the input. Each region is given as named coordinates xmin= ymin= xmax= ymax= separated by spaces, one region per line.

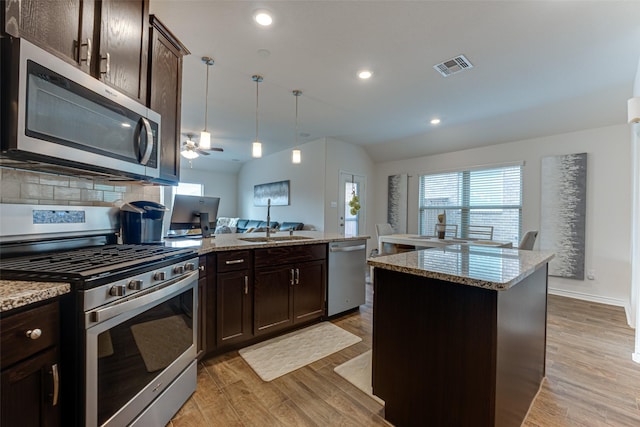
xmin=377 ymin=233 xmax=513 ymax=254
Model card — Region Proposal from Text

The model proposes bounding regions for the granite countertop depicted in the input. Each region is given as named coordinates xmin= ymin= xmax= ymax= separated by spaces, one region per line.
xmin=164 ymin=231 xmax=371 ymax=255
xmin=0 ymin=280 xmax=70 ymax=313
xmin=368 ymin=245 xmax=554 ymax=291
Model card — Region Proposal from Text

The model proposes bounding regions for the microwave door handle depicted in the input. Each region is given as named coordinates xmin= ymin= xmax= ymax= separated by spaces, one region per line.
xmin=138 ymin=117 xmax=154 ymax=165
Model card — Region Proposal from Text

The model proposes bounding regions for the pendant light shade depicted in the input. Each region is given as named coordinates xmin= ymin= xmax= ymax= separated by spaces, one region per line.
xmin=292 ymin=149 xmax=301 ymax=164
xmin=200 ymin=57 xmax=214 ymax=150
xmin=252 ymin=75 xmax=263 ymax=158
xmin=292 ymin=89 xmax=302 ymax=164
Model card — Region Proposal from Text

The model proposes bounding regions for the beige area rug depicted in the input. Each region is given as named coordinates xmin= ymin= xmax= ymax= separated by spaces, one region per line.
xmin=239 ymin=322 xmax=362 ymax=382
xmin=130 ymin=315 xmax=192 ymax=372
xmin=334 ymin=350 xmax=384 ymax=405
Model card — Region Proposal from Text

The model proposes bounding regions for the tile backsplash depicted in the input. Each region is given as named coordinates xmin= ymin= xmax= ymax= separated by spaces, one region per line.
xmin=0 ymin=168 xmax=162 ymax=206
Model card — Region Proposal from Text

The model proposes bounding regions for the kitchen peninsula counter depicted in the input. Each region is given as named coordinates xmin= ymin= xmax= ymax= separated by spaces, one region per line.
xmin=165 ymin=231 xmax=370 ymax=255
xmin=368 ymin=246 xmax=554 ymax=427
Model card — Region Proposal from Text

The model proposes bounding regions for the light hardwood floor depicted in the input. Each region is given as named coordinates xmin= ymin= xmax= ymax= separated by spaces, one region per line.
xmin=169 ymin=285 xmax=640 ymax=426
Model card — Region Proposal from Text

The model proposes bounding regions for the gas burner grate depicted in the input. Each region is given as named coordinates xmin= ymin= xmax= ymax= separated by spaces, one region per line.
xmin=0 ymin=244 xmax=196 ymax=281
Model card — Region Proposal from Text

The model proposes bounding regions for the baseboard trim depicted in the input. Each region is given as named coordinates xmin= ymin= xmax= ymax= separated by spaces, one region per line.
xmin=548 ymin=287 xmax=632 ymax=327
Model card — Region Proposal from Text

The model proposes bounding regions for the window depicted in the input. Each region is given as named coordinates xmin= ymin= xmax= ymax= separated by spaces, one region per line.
xmin=175 ymin=182 xmax=203 ymax=196
xmin=418 ymin=165 xmax=522 ymax=245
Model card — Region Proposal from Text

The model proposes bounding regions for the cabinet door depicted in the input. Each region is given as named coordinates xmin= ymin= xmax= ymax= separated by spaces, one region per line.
xmin=4 ymin=0 xmax=94 ymax=72
xmin=216 ymin=270 xmax=252 ymax=348
xmin=148 ymin=16 xmax=189 ymax=185
xmin=293 ymin=260 xmax=326 ymax=323
xmin=205 ymin=254 xmax=217 ymax=355
xmin=97 ymin=0 xmax=148 ymax=102
xmin=254 ymin=266 xmax=294 ymax=336
xmin=1 ymin=347 xmax=60 ymax=427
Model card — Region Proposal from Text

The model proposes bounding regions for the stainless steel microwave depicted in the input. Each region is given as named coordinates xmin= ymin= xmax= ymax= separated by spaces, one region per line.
xmin=1 ymin=38 xmax=161 ymax=180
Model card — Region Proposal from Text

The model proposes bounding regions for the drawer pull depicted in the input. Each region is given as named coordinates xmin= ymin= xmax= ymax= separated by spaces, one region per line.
xmin=26 ymin=329 xmax=42 ymax=340
xmin=290 ymin=269 xmax=295 ymax=285
xmin=295 ymin=268 xmax=300 ymax=285
xmin=225 ymin=259 xmax=244 ymax=265
xmin=51 ymin=364 xmax=59 ymax=406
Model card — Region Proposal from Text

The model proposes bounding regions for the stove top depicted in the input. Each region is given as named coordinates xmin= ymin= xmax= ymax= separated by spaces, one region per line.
xmin=0 ymin=244 xmax=197 ymax=286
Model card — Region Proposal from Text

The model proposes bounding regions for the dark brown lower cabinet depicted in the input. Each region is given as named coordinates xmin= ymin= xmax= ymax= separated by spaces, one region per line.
xmin=1 ymin=347 xmax=60 ymax=427
xmin=196 ymin=255 xmax=207 ymax=359
xmin=1 ymin=301 xmax=61 ymax=427
xmin=216 ymin=269 xmax=253 ymax=348
xmin=254 ymin=259 xmax=326 ymax=336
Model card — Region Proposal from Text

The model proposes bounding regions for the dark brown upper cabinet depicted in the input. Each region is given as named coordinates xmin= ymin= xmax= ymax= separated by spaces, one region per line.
xmin=4 ymin=0 xmax=149 ymax=103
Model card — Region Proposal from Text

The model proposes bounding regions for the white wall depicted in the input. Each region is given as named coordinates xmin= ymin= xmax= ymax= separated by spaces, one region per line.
xmin=374 ymin=124 xmax=633 ymax=317
xmin=238 ymin=139 xmax=327 ymax=230
xmin=324 ymin=138 xmax=376 ymax=250
xmin=179 ymin=167 xmax=238 ymax=217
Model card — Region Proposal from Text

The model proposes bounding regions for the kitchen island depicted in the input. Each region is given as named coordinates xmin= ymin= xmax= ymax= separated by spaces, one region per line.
xmin=368 ymin=245 xmax=554 ymax=427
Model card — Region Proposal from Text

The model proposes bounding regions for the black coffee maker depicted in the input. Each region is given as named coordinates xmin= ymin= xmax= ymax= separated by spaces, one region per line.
xmin=120 ymin=201 xmax=167 ymax=244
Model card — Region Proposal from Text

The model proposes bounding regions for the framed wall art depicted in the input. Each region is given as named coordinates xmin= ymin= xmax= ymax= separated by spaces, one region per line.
xmin=254 ymin=180 xmax=290 ymax=206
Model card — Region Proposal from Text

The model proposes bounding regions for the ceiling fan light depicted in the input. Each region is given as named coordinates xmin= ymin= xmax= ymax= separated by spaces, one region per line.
xmin=181 ymin=149 xmax=199 ymax=160
xmin=252 ymin=141 xmax=262 ymax=158
xmin=292 ymin=149 xmax=301 ymax=164
xmin=199 ymin=131 xmax=211 ymax=150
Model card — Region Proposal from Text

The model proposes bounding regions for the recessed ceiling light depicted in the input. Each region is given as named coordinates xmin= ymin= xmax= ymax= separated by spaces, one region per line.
xmin=358 ymin=70 xmax=373 ymax=80
xmin=254 ymin=11 xmax=273 ymax=26
xmin=430 ymin=118 xmax=441 ymax=125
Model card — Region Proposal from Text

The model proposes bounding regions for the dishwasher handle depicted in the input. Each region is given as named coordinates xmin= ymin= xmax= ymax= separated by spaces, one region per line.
xmin=330 ymin=244 xmax=366 ymax=253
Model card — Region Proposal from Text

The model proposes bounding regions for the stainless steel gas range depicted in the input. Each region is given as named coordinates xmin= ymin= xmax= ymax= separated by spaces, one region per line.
xmin=0 ymin=204 xmax=199 ymax=427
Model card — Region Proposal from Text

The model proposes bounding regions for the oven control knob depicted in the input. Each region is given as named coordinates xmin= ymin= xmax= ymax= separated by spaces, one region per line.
xmin=173 ymin=265 xmax=184 ymax=275
xmin=109 ymin=285 xmax=126 ymax=296
xmin=127 ymin=279 xmax=143 ymax=290
xmin=184 ymin=262 xmax=197 ymax=271
xmin=153 ymin=271 xmax=166 ymax=281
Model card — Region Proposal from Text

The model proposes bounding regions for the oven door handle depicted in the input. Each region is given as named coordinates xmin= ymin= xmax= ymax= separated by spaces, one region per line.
xmin=89 ymin=270 xmax=198 ymax=324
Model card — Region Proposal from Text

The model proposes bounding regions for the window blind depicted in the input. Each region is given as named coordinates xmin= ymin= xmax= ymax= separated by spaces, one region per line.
xmin=418 ymin=165 xmax=522 ymax=245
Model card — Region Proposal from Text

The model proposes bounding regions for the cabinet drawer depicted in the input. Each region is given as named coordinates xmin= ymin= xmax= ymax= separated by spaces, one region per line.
xmin=217 ymin=250 xmax=252 ymax=273
xmin=1 ymin=301 xmax=60 ymax=369
xmin=254 ymin=244 xmax=327 ymax=268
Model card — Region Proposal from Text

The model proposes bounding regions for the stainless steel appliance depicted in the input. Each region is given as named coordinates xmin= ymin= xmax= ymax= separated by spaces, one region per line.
xmin=0 ymin=205 xmax=197 ymax=427
xmin=0 ymin=38 xmax=161 ymax=180
xmin=327 ymin=240 xmax=367 ymax=316
xmin=121 ymin=201 xmax=167 ymax=244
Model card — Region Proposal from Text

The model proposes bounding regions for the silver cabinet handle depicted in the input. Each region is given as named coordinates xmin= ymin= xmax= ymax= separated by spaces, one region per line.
xmin=51 ymin=364 xmax=59 ymax=406
xmin=225 ymin=259 xmax=244 ymax=265
xmin=295 ymin=268 xmax=300 ymax=285
xmin=26 ymin=329 xmax=42 ymax=340
xmin=290 ymin=269 xmax=295 ymax=285
xmin=79 ymin=38 xmax=91 ymax=68
xmin=244 ymin=276 xmax=249 ymax=295
xmin=139 ymin=117 xmax=154 ymax=165
xmin=100 ymin=52 xmax=110 ymax=76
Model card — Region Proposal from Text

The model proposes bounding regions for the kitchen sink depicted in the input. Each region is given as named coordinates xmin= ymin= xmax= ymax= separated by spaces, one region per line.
xmin=238 ymin=235 xmax=314 ymax=243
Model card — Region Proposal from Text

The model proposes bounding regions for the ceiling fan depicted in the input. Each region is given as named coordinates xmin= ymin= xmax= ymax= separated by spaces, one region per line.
xmin=181 ymin=133 xmax=223 ymax=158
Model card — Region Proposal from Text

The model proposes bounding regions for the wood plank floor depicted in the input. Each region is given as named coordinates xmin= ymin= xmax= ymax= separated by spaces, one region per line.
xmin=169 ymin=285 xmax=640 ymax=426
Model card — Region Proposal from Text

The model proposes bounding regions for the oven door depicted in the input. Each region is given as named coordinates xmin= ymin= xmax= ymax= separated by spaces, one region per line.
xmin=85 ymin=269 xmax=198 ymax=427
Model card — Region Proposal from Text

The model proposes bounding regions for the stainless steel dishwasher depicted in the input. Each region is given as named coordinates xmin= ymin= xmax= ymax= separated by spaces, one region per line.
xmin=328 ymin=239 xmax=367 ymax=316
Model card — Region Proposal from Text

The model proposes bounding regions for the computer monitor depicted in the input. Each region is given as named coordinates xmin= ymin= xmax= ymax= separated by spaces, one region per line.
xmin=169 ymin=195 xmax=220 ymax=237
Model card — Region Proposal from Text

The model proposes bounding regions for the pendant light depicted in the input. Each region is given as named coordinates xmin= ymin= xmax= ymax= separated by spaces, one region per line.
xmin=200 ymin=56 xmax=214 ymax=150
xmin=252 ymin=75 xmax=263 ymax=158
xmin=292 ymin=90 xmax=302 ymax=164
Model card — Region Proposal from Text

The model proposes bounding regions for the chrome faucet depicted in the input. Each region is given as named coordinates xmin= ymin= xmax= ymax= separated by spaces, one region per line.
xmin=266 ymin=198 xmax=271 ymax=239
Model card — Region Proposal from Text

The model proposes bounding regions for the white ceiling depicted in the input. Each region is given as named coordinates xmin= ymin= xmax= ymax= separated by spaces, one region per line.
xmin=150 ymin=1 xmax=640 ymax=172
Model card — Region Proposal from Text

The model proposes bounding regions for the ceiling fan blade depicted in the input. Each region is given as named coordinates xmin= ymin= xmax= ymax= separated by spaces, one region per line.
xmin=209 ymin=147 xmax=224 ymax=152
xmin=195 ymin=148 xmax=211 ymax=156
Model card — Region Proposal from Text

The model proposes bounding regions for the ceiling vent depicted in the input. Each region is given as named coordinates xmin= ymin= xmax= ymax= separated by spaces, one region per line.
xmin=433 ymin=55 xmax=473 ymax=77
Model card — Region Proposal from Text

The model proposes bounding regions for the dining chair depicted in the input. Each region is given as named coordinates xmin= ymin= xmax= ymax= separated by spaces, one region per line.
xmin=518 ymin=231 xmax=538 ymax=250
xmin=434 ymin=224 xmax=458 ymax=238
xmin=467 ymin=225 xmax=494 ymax=240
